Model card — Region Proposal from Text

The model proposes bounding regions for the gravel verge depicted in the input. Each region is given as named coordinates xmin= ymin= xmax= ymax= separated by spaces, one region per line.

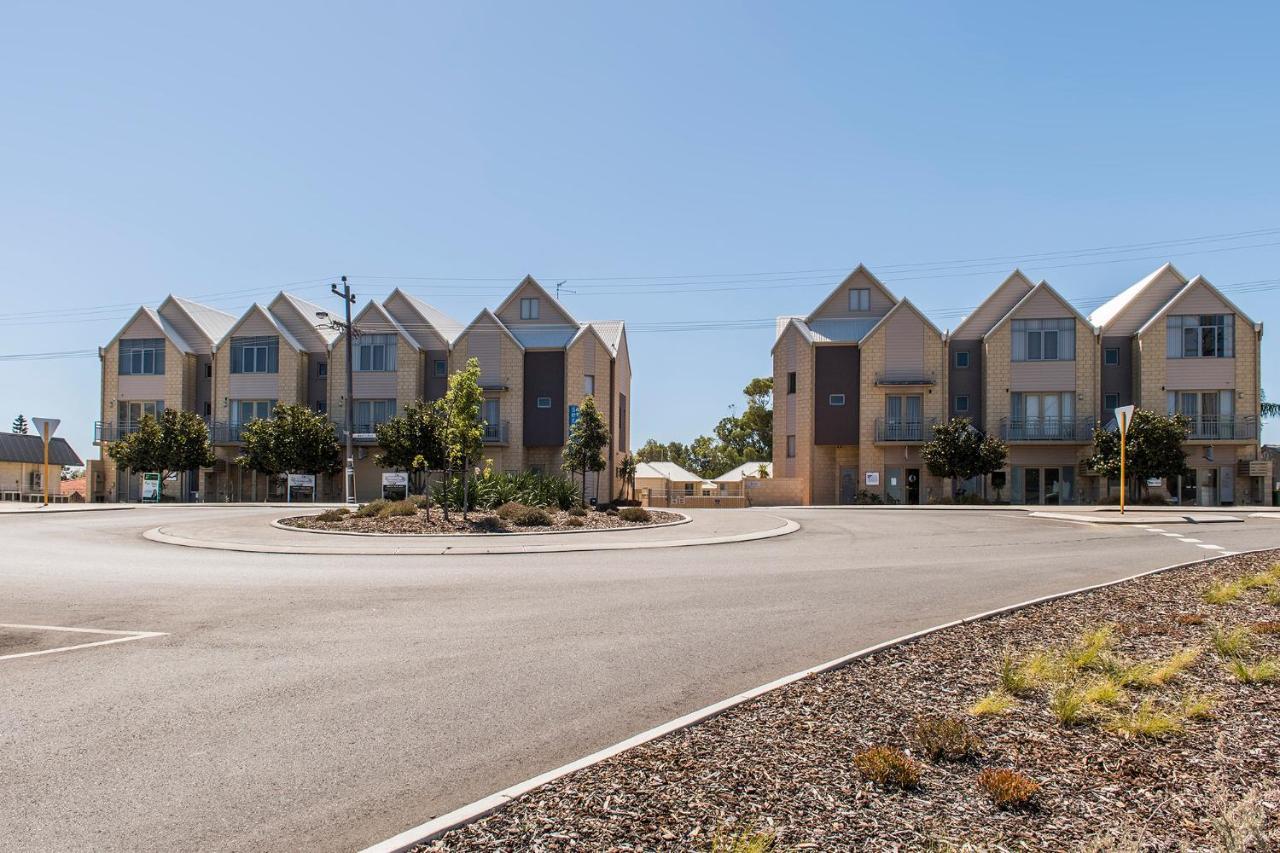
xmin=416 ymin=550 xmax=1280 ymax=851
xmin=280 ymin=507 xmax=682 ymax=535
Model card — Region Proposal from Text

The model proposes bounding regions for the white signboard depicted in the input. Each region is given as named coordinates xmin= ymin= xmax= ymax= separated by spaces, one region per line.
xmin=1114 ymin=404 xmax=1136 ymax=434
xmin=142 ymin=473 xmax=161 ymax=502
xmin=382 ymin=471 xmax=409 ymax=500
xmin=288 ymin=474 xmax=316 ymax=488
xmin=864 ymin=471 xmax=880 ymax=487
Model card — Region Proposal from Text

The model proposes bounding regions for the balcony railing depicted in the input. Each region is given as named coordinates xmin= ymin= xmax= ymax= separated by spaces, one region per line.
xmin=1184 ymin=415 xmax=1257 ymax=441
xmin=483 ymin=420 xmax=510 ymax=445
xmin=875 ymin=373 xmax=937 ymax=387
xmin=1000 ymin=416 xmax=1097 ymax=442
xmin=874 ymin=418 xmax=936 ymax=442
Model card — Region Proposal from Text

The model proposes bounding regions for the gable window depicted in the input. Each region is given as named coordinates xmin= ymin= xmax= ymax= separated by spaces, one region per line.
xmin=434 ymin=359 xmax=447 ymax=377
xmin=828 ymin=393 xmax=846 ymax=406
xmin=1167 ymin=314 xmax=1233 ymax=358
xmin=848 ymin=288 xmax=870 ymax=312
xmin=1103 ymin=347 xmax=1120 ymax=366
xmin=536 ymin=396 xmax=552 ymax=409
xmin=119 ymin=338 xmax=165 ymax=375
xmin=954 ymin=351 xmax=970 ymax=368
xmin=520 ymin=297 xmax=540 ymax=320
xmin=230 ymin=336 xmax=279 ymax=374
xmin=353 ymin=399 xmax=396 ymax=431
xmin=1104 ymin=392 xmax=1119 ymax=411
xmin=786 ymin=372 xmax=797 ymax=394
xmin=1011 ymin=319 xmax=1075 ymax=362
xmin=584 ymin=374 xmax=595 ymax=396
xmin=355 ymin=334 xmax=397 ymax=372
xmin=955 ymin=395 xmax=970 ymax=413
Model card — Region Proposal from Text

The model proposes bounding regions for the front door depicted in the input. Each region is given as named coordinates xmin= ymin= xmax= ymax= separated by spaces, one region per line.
xmin=906 ymin=468 xmax=920 ymax=504
xmin=839 ymin=467 xmax=857 ymax=505
xmin=1043 ymin=468 xmax=1062 ymax=505
xmin=1219 ymin=466 xmax=1234 ymax=506
xmin=885 ymin=467 xmax=904 ymax=504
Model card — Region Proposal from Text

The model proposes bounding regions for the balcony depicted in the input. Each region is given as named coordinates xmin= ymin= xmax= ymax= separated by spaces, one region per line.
xmin=1184 ymin=416 xmax=1257 ymax=442
xmin=1000 ymin=416 xmax=1097 ymax=443
xmin=483 ymin=420 xmax=510 ymax=445
xmin=209 ymin=422 xmax=248 ymax=444
xmin=874 ymin=418 xmax=936 ymax=442
xmin=875 ymin=372 xmax=937 ymax=387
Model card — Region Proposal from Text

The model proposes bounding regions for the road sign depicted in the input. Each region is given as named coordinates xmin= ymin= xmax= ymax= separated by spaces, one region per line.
xmin=1114 ymin=405 xmax=1135 ymax=514
xmin=287 ymin=473 xmax=315 ymax=503
xmin=1114 ymin=405 xmax=1135 ymax=435
xmin=31 ymin=418 xmax=60 ymax=507
xmin=568 ymin=405 xmax=579 ymax=426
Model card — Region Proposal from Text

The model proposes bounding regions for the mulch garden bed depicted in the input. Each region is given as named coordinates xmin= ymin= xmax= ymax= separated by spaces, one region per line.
xmin=280 ymin=505 xmax=682 ymax=535
xmin=418 ymin=549 xmax=1280 ymax=851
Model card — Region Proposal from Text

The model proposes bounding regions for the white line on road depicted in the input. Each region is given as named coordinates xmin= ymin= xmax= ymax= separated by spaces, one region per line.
xmin=1178 ymin=538 xmax=1202 ymax=543
xmin=0 ymin=623 xmax=167 ymax=662
xmin=1197 ymin=544 xmax=1227 ymax=551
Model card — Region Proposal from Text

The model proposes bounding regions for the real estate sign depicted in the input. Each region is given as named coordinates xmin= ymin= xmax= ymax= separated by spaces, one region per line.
xmin=142 ymin=472 xmax=161 ymax=502
xmin=382 ymin=471 xmax=408 ymax=501
xmin=287 ymin=473 xmax=316 ymax=503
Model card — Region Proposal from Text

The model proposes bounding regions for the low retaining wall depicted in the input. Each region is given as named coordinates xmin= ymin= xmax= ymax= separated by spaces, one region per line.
xmin=744 ymin=477 xmax=806 ymax=506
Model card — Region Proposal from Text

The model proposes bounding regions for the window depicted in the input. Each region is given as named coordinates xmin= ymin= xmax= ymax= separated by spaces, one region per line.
xmin=230 ymin=336 xmax=279 ymax=374
xmin=684 ymin=482 xmax=695 ymax=496
xmin=536 ymin=396 xmax=552 ymax=409
xmin=954 ymin=351 xmax=970 ymax=368
xmin=315 ymin=400 xmax=326 ymax=414
xmin=117 ymin=400 xmax=163 ymax=426
xmin=787 ymin=372 xmax=797 ymax=394
xmin=584 ymin=374 xmax=595 ymax=396
xmin=317 ymin=361 xmax=328 ymax=377
xmin=955 ymin=395 xmax=970 ymax=413
xmin=1167 ymin=314 xmax=1233 ymax=358
xmin=848 ymin=288 xmax=870 ymax=311
xmin=118 ymin=338 xmax=165 ymax=375
xmin=355 ymin=334 xmax=397 ymax=372
xmin=231 ymin=399 xmax=276 ymax=425
xmin=1011 ymin=392 xmax=1074 ymax=427
xmin=205 ymin=363 xmax=213 ymax=378
xmin=884 ymin=395 xmax=924 ymax=439
xmin=1104 ymin=393 xmax=1119 ymax=411
xmin=828 ymin=393 xmax=846 ymax=406
xmin=520 ymin=297 xmax=539 ymax=320
xmin=1011 ymin=319 xmax=1075 ymax=361
xmin=433 ymin=359 xmax=447 ymax=377
xmin=353 ymin=399 xmax=396 ymax=430
xmin=786 ymin=435 xmax=796 ymax=458
xmin=203 ymin=402 xmax=212 ymax=417
xmin=1104 ymin=347 xmax=1120 ymax=366
xmin=482 ymin=399 xmax=501 ymax=440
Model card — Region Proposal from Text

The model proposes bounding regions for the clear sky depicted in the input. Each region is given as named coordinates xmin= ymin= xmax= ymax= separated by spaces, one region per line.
xmin=2 ymin=1 xmax=1277 ymax=460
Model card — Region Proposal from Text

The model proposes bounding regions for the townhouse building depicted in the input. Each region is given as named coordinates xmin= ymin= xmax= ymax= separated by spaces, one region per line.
xmin=97 ymin=277 xmax=631 ymax=504
xmin=771 ymin=264 xmax=1267 ymax=507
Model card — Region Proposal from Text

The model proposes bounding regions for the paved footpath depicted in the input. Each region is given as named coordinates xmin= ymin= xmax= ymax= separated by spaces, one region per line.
xmin=1 ymin=506 xmax=1276 ymax=852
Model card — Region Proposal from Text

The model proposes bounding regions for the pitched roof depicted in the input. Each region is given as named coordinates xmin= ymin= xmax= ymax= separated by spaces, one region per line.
xmin=771 ymin=314 xmax=882 ymax=352
xmin=274 ymin=291 xmax=339 ymax=346
xmin=859 ymin=298 xmax=944 ymax=344
xmin=339 ymin=300 xmax=420 ymax=350
xmin=104 ymin=306 xmax=194 ymax=355
xmin=0 ymin=433 xmax=82 ymax=466
xmin=387 ymin=288 xmax=465 ymax=346
xmin=950 ymin=270 xmax=1035 ymax=338
xmin=216 ymin=303 xmax=306 ymax=352
xmin=1088 ymin=262 xmax=1188 ymax=332
xmin=508 ymin=324 xmax=580 ymax=349
xmin=634 ymin=461 xmax=704 ymax=482
xmin=457 ymin=307 xmax=524 ymax=349
xmin=167 ymin=296 xmax=237 ymax=343
xmin=984 ymin=280 xmax=1096 ymax=339
xmin=713 ymin=461 xmax=773 ymax=482
xmin=1134 ymin=274 xmax=1257 ymax=336
xmin=582 ymin=320 xmax=624 ymax=356
xmin=494 ymin=275 xmax=577 ymax=326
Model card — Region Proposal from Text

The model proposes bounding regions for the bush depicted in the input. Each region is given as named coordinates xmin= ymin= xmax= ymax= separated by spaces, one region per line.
xmin=976 ymin=768 xmax=1039 ymax=809
xmin=568 ymin=506 xmax=588 ymax=517
xmin=618 ymin=506 xmax=652 ymax=523
xmin=509 ymin=506 xmax=553 ymax=527
xmin=471 ymin=515 xmax=506 ymax=533
xmin=852 ymin=746 xmax=921 ymax=789
xmin=354 ymin=499 xmax=388 ymax=518
xmin=566 ymin=516 xmax=585 ymax=527
xmin=969 ymin=691 xmax=1016 ymax=717
xmin=434 ymin=471 xmax=580 ymax=511
xmin=381 ymin=499 xmax=417 ymax=517
xmin=316 ymin=509 xmax=349 ymax=523
xmin=1211 ymin=626 xmax=1253 ymax=657
xmin=495 ymin=501 xmax=531 ymax=520
xmin=410 ymin=494 xmax=431 ymax=508
xmin=1107 ymin=698 xmax=1184 ymax=739
xmin=1203 ymin=581 xmax=1244 ymax=605
xmin=907 ymin=715 xmax=982 ymax=762
xmin=853 ymin=489 xmax=884 ymax=505
xmin=614 ymin=498 xmax=642 ymax=507
xmin=1049 ymin=686 xmax=1093 ymax=726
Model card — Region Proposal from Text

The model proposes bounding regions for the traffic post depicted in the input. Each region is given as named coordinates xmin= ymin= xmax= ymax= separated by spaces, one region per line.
xmin=31 ymin=417 xmax=60 ymax=507
xmin=1114 ymin=405 xmax=1135 ymax=514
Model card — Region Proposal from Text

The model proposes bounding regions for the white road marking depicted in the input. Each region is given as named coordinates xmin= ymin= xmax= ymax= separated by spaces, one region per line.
xmin=1144 ymin=528 xmax=1166 ymax=533
xmin=1196 ymin=544 xmax=1226 ymax=550
xmin=1178 ymin=538 xmax=1201 ymax=543
xmin=1161 ymin=532 xmax=1183 ymax=537
xmin=0 ymin=623 xmax=167 ymax=662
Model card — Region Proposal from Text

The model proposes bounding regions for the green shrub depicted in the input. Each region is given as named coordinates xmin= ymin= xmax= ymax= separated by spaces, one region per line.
xmin=1066 ymin=625 xmax=1116 ymax=671
xmin=1211 ymin=626 xmax=1254 ymax=657
xmin=1226 ymin=657 xmax=1280 ymax=684
xmin=969 ymin=691 xmax=1016 ymax=717
xmin=381 ymin=499 xmax=417 ymax=517
xmin=316 ymin=509 xmax=349 ymax=523
xmin=494 ymin=501 xmax=530 ymax=520
xmin=907 ymin=714 xmax=982 ymax=761
xmin=509 ymin=506 xmax=553 ymax=527
xmin=410 ymin=494 xmax=431 ymax=508
xmin=354 ymin=499 xmax=388 ymax=518
xmin=618 ymin=507 xmax=652 ymax=523
xmin=1107 ymin=699 xmax=1183 ymax=739
xmin=1204 ymin=581 xmax=1245 ymax=605
xmin=852 ymin=746 xmax=921 ymax=789
xmin=1049 ymin=686 xmax=1093 ymax=726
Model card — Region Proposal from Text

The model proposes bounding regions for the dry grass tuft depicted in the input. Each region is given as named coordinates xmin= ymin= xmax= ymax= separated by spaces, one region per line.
xmin=1066 ymin=625 xmax=1116 ymax=671
xmin=976 ymin=768 xmax=1040 ymax=809
xmin=381 ymin=499 xmax=418 ymax=517
xmin=708 ymin=823 xmax=777 ymax=853
xmin=852 ymin=746 xmax=922 ymax=789
xmin=997 ymin=651 xmax=1037 ymax=696
xmin=1268 ymin=587 xmax=1280 ymax=606
xmin=1203 ymin=581 xmax=1245 ymax=605
xmin=1049 ymin=686 xmax=1093 ymax=726
xmin=1210 ymin=626 xmax=1254 ymax=658
xmin=969 ymin=691 xmax=1016 ymax=717
xmin=1107 ymin=699 xmax=1183 ymax=739
xmin=907 ymin=715 xmax=983 ymax=762
xmin=1083 ymin=677 xmax=1126 ymax=707
xmin=1240 ymin=571 xmax=1277 ymax=590
xmin=1148 ymin=648 xmax=1202 ymax=686
xmin=1172 ymin=612 xmax=1206 ymax=626
xmin=1226 ymin=657 xmax=1280 ymax=685
xmin=1179 ymin=691 xmax=1217 ymax=721
xmin=1251 ymin=620 xmax=1280 ymax=635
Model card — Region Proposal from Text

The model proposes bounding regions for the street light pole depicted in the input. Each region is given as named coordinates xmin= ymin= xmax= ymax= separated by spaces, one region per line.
xmin=331 ymin=276 xmax=357 ymax=505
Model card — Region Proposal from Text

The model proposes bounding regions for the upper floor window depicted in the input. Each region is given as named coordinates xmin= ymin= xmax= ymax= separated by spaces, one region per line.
xmin=231 ymin=399 xmax=276 ymax=424
xmin=1167 ymin=314 xmax=1233 ymax=359
xmin=355 ymin=334 xmax=397 ymax=372
xmin=230 ymin=336 xmax=279 ymax=374
xmin=353 ymin=398 xmax=396 ymax=429
xmin=520 ymin=298 xmax=540 ymax=320
xmin=204 ymin=363 xmax=213 ymax=378
xmin=1011 ymin=318 xmax=1075 ymax=362
xmin=317 ymin=361 xmax=328 ymax=377
xmin=117 ymin=400 xmax=163 ymax=425
xmin=848 ymin=288 xmax=870 ymax=311
xmin=1104 ymin=392 xmax=1119 ymax=411
xmin=828 ymin=393 xmax=846 ymax=406
xmin=434 ymin=359 xmax=447 ymax=377
xmin=785 ymin=435 xmax=796 ymax=458
xmin=954 ymin=351 xmax=970 ymax=368
xmin=955 ymin=395 xmax=970 ymax=413
xmin=584 ymin=374 xmax=595 ymax=396
xmin=119 ymin=338 xmax=165 ymax=375
xmin=1103 ymin=347 xmax=1120 ymax=366
xmin=786 ymin=372 xmax=797 ymax=394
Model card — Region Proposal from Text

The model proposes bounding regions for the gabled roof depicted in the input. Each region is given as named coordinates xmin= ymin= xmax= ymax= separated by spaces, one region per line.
xmin=713 ymin=461 xmax=773 ymax=482
xmin=272 ymin=291 xmax=339 ymax=347
xmin=386 ymin=288 xmax=465 ymax=347
xmin=984 ymin=280 xmax=1096 ymax=339
xmin=335 ymin=300 xmax=420 ymax=350
xmin=0 ymin=432 xmax=82 ymax=466
xmin=770 ymin=314 xmax=883 ymax=353
xmin=457 ymin=307 xmax=524 ymax=350
xmin=494 ymin=275 xmax=577 ymax=326
xmin=1088 ymin=262 xmax=1188 ymax=332
xmin=805 ymin=265 xmax=897 ymax=324
xmin=860 ymin=298 xmax=944 ymax=345
xmin=163 ymin=296 xmax=238 ymax=344
xmin=1134 ymin=275 xmax=1258 ymax=336
xmin=950 ymin=270 xmax=1035 ymax=339
xmin=216 ymin=303 xmax=306 ymax=352
xmin=567 ymin=322 xmax=617 ymax=356
xmin=508 ymin=324 xmax=580 ymax=349
xmin=635 ymin=461 xmax=705 ymax=482
xmin=582 ymin=320 xmax=624 ymax=356
xmin=104 ymin=305 xmax=194 ymax=355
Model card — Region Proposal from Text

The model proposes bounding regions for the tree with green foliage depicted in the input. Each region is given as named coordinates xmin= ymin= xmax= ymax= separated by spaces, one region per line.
xmin=563 ymin=394 xmax=610 ymax=506
xmin=713 ymin=376 xmax=773 ymax=459
xmin=1263 ymin=390 xmax=1280 ymax=420
xmin=441 ymin=357 xmax=485 ymax=520
xmin=108 ymin=409 xmax=215 ymax=498
xmin=374 ymin=399 xmax=447 ymax=508
xmin=1089 ymin=409 xmax=1190 ymax=499
xmin=237 ymin=404 xmax=342 ymax=494
xmin=11 ymin=414 xmax=29 ymax=434
xmin=616 ymin=453 xmax=638 ymax=501
xmin=920 ymin=417 xmax=1008 ymax=496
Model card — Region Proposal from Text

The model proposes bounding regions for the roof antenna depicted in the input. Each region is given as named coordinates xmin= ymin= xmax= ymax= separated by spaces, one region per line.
xmin=554 ymin=280 xmax=576 ymax=300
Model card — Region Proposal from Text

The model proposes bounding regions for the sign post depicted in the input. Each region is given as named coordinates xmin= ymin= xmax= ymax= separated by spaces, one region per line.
xmin=381 ymin=471 xmax=408 ymax=501
xmin=287 ymin=473 xmax=316 ymax=503
xmin=1114 ymin=405 xmax=1135 ymax=515
xmin=31 ymin=418 xmax=60 ymax=507
xmin=142 ymin=473 xmax=161 ymax=503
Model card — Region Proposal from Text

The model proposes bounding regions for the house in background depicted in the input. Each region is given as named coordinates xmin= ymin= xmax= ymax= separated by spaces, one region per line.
xmin=0 ymin=432 xmax=83 ymax=502
xmin=634 ymin=461 xmax=715 ymax=507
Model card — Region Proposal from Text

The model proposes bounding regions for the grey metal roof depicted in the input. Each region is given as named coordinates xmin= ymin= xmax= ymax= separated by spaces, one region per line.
xmin=584 ymin=320 xmax=624 ymax=355
xmin=509 ymin=325 xmax=578 ymax=349
xmin=0 ymin=433 xmax=83 ymax=466
xmin=396 ymin=292 xmax=465 ymax=345
xmin=807 ymin=317 xmax=880 ymax=343
xmin=170 ymin=296 xmax=238 ymax=343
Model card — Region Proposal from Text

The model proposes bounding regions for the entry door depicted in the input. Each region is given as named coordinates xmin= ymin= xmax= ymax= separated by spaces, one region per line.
xmin=1218 ymin=466 xmax=1234 ymax=505
xmin=839 ymin=467 xmax=857 ymax=505
xmin=1024 ymin=468 xmax=1041 ymax=505
xmin=906 ymin=468 xmax=920 ymax=504
xmin=885 ymin=467 xmax=904 ymax=504
xmin=1043 ymin=468 xmax=1062 ymax=505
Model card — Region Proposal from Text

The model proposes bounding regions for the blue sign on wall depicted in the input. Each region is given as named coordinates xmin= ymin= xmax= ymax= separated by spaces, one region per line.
xmin=568 ymin=404 xmax=579 ymax=426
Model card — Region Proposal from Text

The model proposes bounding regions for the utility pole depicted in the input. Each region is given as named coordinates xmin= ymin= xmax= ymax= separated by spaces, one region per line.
xmin=331 ymin=276 xmax=358 ymax=505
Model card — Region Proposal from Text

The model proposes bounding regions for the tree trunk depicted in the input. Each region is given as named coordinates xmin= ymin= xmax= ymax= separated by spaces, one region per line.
xmin=581 ymin=467 xmax=587 ymax=508
xmin=442 ymin=467 xmax=452 ymax=522
xmin=462 ymin=454 xmax=470 ymax=520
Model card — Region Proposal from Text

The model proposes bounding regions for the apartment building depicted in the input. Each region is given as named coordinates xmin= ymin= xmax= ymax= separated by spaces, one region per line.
xmin=771 ymin=264 xmax=1267 ymax=506
xmin=97 ymin=277 xmax=631 ymax=503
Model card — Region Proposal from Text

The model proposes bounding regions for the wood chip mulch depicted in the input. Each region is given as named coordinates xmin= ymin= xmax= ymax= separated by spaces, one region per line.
xmin=418 ymin=549 xmax=1280 ymax=851
xmin=280 ymin=507 xmax=681 ymax=535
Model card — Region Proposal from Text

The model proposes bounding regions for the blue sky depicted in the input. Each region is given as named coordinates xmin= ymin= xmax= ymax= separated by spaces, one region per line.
xmin=2 ymin=1 xmax=1278 ymax=459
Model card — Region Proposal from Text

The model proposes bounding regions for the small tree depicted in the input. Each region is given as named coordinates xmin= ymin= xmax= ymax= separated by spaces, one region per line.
xmin=756 ymin=462 xmax=770 ymax=479
xmin=238 ymin=404 xmax=341 ymax=496
xmin=921 ymin=417 xmax=1008 ymax=497
xmin=564 ymin=395 xmax=609 ymax=506
xmin=11 ymin=414 xmax=29 ymax=435
xmin=375 ymin=400 xmax=447 ymax=515
xmin=1089 ymin=409 xmax=1190 ymax=500
xmin=108 ymin=409 xmax=215 ymax=499
xmin=441 ymin=358 xmax=485 ymax=520
xmin=616 ymin=453 xmax=638 ymax=501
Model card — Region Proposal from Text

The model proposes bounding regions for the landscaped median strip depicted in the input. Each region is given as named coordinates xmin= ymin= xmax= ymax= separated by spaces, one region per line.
xmin=363 ymin=547 xmax=1280 ymax=852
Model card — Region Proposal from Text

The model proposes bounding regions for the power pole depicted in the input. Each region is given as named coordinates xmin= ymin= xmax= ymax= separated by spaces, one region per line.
xmin=331 ymin=276 xmax=358 ymax=505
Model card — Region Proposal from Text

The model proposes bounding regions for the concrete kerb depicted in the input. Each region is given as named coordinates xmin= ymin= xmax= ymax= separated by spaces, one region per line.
xmin=141 ymin=515 xmax=800 ymax=556
xmin=268 ymin=512 xmax=692 ymax=538
xmin=359 ymin=545 xmax=1279 ymax=853
xmin=0 ymin=504 xmax=135 ymax=515
xmin=1249 ymin=513 xmax=1280 ymax=521
xmin=1028 ymin=511 xmax=1243 ymax=526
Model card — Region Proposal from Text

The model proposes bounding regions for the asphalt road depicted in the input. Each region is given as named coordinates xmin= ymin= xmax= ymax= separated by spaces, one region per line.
xmin=2 ymin=506 xmax=1277 ymax=852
